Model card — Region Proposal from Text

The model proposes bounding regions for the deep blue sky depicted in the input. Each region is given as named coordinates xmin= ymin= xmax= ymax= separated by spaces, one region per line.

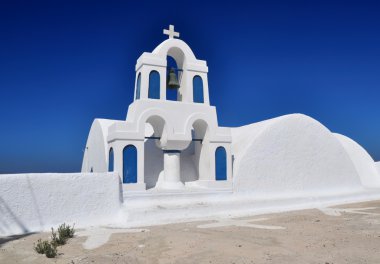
xmin=0 ymin=0 xmax=379 ymax=173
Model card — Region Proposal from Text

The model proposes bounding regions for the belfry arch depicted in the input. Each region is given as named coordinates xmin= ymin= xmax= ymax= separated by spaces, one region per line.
xmin=144 ymin=115 xmax=167 ymax=189
xmin=191 ymin=119 xmax=210 ymax=181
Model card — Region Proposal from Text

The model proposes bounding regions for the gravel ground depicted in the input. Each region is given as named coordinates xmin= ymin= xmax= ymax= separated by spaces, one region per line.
xmin=1 ymin=200 xmax=380 ymax=264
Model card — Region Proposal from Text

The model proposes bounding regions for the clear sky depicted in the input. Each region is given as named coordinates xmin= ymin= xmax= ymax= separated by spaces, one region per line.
xmin=0 ymin=0 xmax=379 ymax=173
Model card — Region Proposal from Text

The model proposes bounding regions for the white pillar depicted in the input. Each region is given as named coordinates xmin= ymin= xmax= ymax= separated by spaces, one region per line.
xmin=162 ymin=150 xmax=184 ymax=189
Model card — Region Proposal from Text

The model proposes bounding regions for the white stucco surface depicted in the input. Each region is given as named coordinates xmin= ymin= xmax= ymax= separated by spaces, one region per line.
xmin=334 ymin=133 xmax=380 ymax=188
xmin=0 ymin=173 xmax=121 ymax=236
xmin=231 ymin=114 xmax=363 ymax=195
xmin=82 ymin=119 xmax=116 ymax=173
xmin=376 ymin=162 xmax=380 ymax=175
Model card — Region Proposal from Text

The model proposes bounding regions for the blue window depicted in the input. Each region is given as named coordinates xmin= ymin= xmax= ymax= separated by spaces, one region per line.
xmin=215 ymin=146 xmax=227 ymax=181
xmin=123 ymin=145 xmax=137 ymax=184
xmin=136 ymin=73 xmax=141 ymax=100
xmin=148 ymin=71 xmax=160 ymax=99
xmin=108 ymin=148 xmax=114 ymax=172
xmin=193 ymin=75 xmax=204 ymax=103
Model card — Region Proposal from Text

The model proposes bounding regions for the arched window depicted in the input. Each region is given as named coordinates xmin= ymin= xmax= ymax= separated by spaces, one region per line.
xmin=108 ymin=148 xmax=114 ymax=172
xmin=148 ymin=71 xmax=160 ymax=99
xmin=135 ymin=73 xmax=141 ymax=100
xmin=193 ymin=75 xmax=204 ymax=103
xmin=215 ymin=146 xmax=227 ymax=181
xmin=123 ymin=145 xmax=137 ymax=184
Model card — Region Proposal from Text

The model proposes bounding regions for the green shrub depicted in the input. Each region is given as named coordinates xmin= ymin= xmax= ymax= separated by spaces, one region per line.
xmin=51 ymin=223 xmax=75 ymax=246
xmin=34 ymin=239 xmax=57 ymax=258
xmin=34 ymin=223 xmax=75 ymax=258
xmin=51 ymin=227 xmax=66 ymax=246
xmin=44 ymin=243 xmax=58 ymax=258
xmin=58 ymin=223 xmax=75 ymax=240
xmin=34 ymin=239 xmax=49 ymax=254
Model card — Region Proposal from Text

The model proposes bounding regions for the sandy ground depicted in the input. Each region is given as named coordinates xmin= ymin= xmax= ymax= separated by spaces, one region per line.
xmin=1 ymin=200 xmax=380 ymax=264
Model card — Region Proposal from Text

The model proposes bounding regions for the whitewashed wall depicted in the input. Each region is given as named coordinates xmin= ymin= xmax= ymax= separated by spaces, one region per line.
xmin=0 ymin=173 xmax=122 ymax=236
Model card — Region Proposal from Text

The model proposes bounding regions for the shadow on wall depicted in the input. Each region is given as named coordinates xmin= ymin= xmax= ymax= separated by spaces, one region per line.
xmin=0 ymin=196 xmax=29 ymax=237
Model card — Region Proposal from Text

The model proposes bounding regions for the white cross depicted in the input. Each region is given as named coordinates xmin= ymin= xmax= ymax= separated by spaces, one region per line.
xmin=163 ymin=25 xmax=180 ymax=39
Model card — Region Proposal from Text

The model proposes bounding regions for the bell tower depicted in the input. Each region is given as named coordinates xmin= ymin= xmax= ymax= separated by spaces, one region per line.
xmin=99 ymin=25 xmax=233 ymax=192
xmin=133 ymin=25 xmax=210 ymax=104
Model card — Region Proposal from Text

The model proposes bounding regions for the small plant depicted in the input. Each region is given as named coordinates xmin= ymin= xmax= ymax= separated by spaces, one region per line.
xmin=34 ymin=223 xmax=75 ymax=258
xmin=34 ymin=239 xmax=57 ymax=258
xmin=34 ymin=239 xmax=50 ymax=254
xmin=58 ymin=223 xmax=75 ymax=240
xmin=44 ymin=242 xmax=57 ymax=258
xmin=51 ymin=223 xmax=75 ymax=246
xmin=51 ymin=227 xmax=66 ymax=246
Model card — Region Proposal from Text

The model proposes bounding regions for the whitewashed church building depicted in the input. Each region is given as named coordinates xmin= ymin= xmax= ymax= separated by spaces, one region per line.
xmin=82 ymin=25 xmax=232 ymax=191
xmin=2 ymin=25 xmax=379 ymax=236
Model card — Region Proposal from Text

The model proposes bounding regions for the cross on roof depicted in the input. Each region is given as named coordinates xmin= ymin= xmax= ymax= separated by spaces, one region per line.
xmin=163 ymin=25 xmax=180 ymax=39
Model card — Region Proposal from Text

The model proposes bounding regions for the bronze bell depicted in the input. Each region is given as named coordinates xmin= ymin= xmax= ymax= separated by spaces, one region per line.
xmin=167 ymin=68 xmax=180 ymax=89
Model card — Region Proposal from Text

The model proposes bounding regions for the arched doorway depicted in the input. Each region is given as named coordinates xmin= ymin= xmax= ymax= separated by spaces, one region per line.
xmin=123 ymin=145 xmax=137 ymax=183
xmin=215 ymin=146 xmax=227 ymax=181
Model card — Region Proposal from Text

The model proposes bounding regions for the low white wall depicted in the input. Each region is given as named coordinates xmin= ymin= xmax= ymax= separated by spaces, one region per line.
xmin=0 ymin=173 xmax=122 ymax=236
xmin=377 ymin=162 xmax=380 ymax=175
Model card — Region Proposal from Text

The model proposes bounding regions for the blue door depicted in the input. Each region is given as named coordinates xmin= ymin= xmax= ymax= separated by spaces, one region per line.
xmin=108 ymin=148 xmax=114 ymax=172
xmin=148 ymin=71 xmax=160 ymax=99
xmin=193 ymin=75 xmax=204 ymax=103
xmin=215 ymin=147 xmax=227 ymax=181
xmin=123 ymin=145 xmax=137 ymax=183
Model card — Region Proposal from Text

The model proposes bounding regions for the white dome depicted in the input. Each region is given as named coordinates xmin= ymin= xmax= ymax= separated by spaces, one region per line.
xmin=232 ymin=114 xmax=363 ymax=195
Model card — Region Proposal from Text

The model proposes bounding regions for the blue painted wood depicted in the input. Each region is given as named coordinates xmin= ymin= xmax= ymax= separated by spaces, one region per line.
xmin=123 ymin=145 xmax=137 ymax=184
xmin=136 ymin=73 xmax=141 ymax=100
xmin=215 ymin=146 xmax=227 ymax=181
xmin=193 ymin=75 xmax=204 ymax=103
xmin=148 ymin=71 xmax=160 ymax=99
xmin=108 ymin=148 xmax=114 ymax=172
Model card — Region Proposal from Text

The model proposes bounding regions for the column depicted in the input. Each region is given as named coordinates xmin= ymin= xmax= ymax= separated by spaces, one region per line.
xmin=162 ymin=150 xmax=184 ymax=189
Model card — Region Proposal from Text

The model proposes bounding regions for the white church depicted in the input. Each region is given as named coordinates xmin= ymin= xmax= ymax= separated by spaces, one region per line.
xmin=82 ymin=25 xmax=380 ymax=196
xmin=82 ymin=25 xmax=233 ymax=191
xmin=2 ymin=25 xmax=380 ymax=236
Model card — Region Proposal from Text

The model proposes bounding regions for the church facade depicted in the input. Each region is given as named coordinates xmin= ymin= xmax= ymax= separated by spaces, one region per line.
xmin=82 ymin=25 xmax=233 ymax=191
